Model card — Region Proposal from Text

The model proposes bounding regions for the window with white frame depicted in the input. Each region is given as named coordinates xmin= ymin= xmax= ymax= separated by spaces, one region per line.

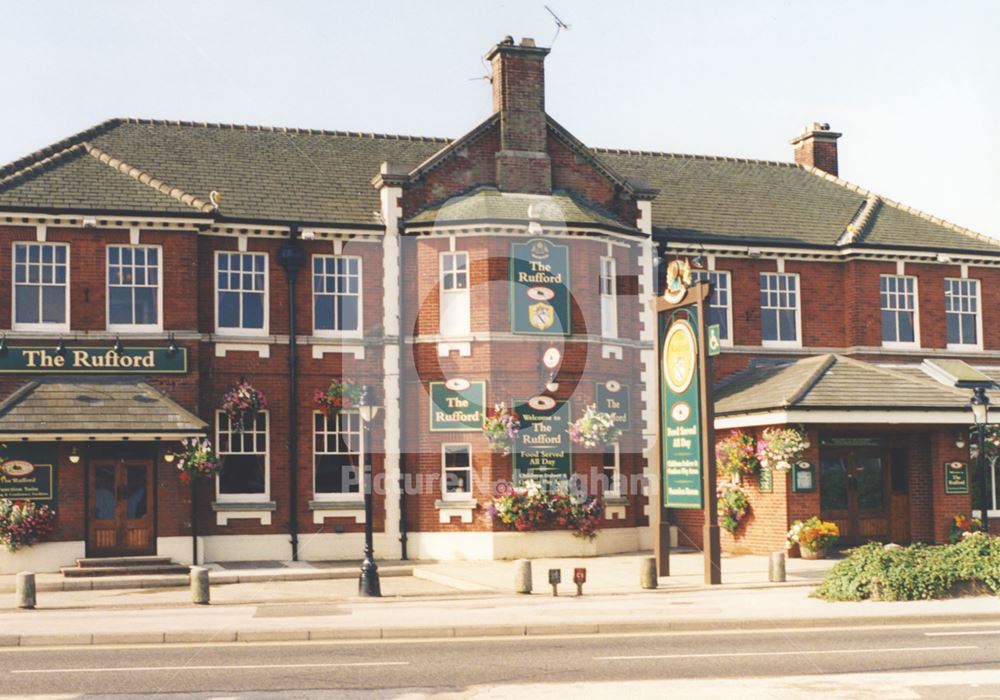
xmin=602 ymin=443 xmax=620 ymax=497
xmin=759 ymin=273 xmax=799 ymax=345
xmin=880 ymin=275 xmax=918 ymax=346
xmin=107 ymin=245 xmax=160 ymax=330
xmin=439 ymin=251 xmax=470 ymax=337
xmin=12 ymin=242 xmax=69 ymax=330
xmin=314 ymin=411 xmax=361 ymax=498
xmin=313 ymin=255 xmax=361 ymax=335
xmin=945 ymin=278 xmax=981 ymax=348
xmin=600 ymin=256 xmax=618 ymax=338
xmin=974 ymin=458 xmax=1000 ymax=517
xmin=216 ymin=411 xmax=268 ymax=500
xmin=442 ymin=443 xmax=472 ymax=499
xmin=216 ymin=252 xmax=267 ymax=333
xmin=693 ymin=270 xmax=732 ymax=343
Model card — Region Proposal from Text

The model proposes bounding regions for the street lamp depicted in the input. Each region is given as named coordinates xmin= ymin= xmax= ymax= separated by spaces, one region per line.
xmin=971 ymin=386 xmax=991 ymax=534
xmin=358 ymin=384 xmax=382 ymax=597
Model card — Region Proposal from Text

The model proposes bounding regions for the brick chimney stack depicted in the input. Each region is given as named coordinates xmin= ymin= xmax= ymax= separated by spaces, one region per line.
xmin=487 ymin=36 xmax=552 ymax=194
xmin=790 ymin=122 xmax=842 ymax=176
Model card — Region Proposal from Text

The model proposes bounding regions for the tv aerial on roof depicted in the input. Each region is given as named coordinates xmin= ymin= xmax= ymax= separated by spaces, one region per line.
xmin=545 ymin=6 xmax=571 ymax=46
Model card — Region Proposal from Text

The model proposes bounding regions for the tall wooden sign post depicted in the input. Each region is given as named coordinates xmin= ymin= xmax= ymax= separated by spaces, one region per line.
xmin=651 ymin=264 xmax=721 ymax=585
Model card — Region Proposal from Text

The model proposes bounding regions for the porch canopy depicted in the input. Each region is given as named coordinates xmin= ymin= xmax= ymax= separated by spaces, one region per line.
xmin=714 ymin=354 xmax=997 ymax=430
xmin=0 ymin=378 xmax=206 ymax=441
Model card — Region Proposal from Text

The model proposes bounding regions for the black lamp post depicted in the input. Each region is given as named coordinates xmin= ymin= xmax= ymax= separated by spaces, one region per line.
xmin=358 ymin=383 xmax=382 ymax=597
xmin=971 ymin=386 xmax=991 ymax=534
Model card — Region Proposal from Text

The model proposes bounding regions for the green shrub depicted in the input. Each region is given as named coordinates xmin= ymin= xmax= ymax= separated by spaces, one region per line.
xmin=814 ymin=535 xmax=1000 ymax=601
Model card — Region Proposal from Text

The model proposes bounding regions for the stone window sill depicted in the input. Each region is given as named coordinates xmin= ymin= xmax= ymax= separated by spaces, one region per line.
xmin=211 ymin=501 xmax=276 ymax=526
xmin=309 ymin=499 xmax=365 ymax=524
xmin=434 ymin=498 xmax=477 ymax=524
xmin=604 ymin=496 xmax=628 ymax=521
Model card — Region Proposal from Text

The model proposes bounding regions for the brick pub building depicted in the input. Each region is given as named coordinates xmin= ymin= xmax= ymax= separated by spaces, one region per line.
xmin=0 ymin=36 xmax=997 ymax=572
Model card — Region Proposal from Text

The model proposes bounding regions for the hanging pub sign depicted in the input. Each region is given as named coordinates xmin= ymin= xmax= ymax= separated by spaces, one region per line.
xmin=0 ymin=444 xmax=56 ymax=503
xmin=510 ymin=238 xmax=571 ymax=335
xmin=428 ymin=379 xmax=486 ymax=432
xmin=0 ymin=346 xmax=187 ymax=374
xmin=595 ymin=380 xmax=630 ymax=430
xmin=944 ymin=461 xmax=969 ymax=495
xmin=513 ymin=395 xmax=572 ymax=485
xmin=660 ymin=307 xmax=703 ymax=508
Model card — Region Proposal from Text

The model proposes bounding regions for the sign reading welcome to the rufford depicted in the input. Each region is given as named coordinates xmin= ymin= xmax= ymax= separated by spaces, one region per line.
xmin=513 ymin=396 xmax=572 ymax=485
xmin=660 ymin=308 xmax=703 ymax=508
xmin=0 ymin=346 xmax=187 ymax=373
xmin=429 ymin=379 xmax=486 ymax=431
xmin=510 ymin=238 xmax=571 ymax=335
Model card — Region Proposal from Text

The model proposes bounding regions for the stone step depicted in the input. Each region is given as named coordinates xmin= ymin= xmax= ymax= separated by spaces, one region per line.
xmin=75 ymin=556 xmax=175 ymax=569
xmin=61 ymin=564 xmax=191 ymax=578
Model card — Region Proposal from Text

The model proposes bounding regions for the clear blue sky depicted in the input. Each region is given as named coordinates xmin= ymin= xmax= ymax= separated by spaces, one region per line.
xmin=1 ymin=1 xmax=997 ymax=237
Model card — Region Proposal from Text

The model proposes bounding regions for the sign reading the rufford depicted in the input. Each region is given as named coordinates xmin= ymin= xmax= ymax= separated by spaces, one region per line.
xmin=510 ymin=238 xmax=571 ymax=335
xmin=429 ymin=379 xmax=486 ymax=432
xmin=660 ymin=309 xmax=703 ymax=508
xmin=0 ymin=460 xmax=54 ymax=501
xmin=595 ymin=381 xmax=630 ymax=430
xmin=514 ymin=396 xmax=572 ymax=484
xmin=0 ymin=346 xmax=187 ymax=374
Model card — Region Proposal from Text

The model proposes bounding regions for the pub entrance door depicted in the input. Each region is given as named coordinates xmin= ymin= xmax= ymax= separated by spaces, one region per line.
xmin=88 ymin=457 xmax=155 ymax=556
xmin=819 ymin=438 xmax=892 ymax=545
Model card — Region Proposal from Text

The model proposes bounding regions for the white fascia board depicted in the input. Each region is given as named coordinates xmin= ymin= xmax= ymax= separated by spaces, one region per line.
xmin=715 ymin=409 xmax=974 ymax=430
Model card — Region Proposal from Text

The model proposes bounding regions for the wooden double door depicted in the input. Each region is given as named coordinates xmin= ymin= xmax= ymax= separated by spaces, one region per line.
xmin=88 ymin=458 xmax=155 ymax=556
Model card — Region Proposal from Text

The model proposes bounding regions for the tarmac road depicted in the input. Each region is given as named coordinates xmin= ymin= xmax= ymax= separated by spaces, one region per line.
xmin=1 ymin=623 xmax=999 ymax=698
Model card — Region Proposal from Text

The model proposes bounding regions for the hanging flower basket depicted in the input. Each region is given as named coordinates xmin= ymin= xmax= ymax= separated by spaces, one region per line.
xmin=314 ymin=379 xmax=361 ymax=417
xmin=221 ymin=377 xmax=268 ymax=432
xmin=568 ymin=403 xmax=622 ymax=449
xmin=483 ymin=402 xmax=521 ymax=456
xmin=489 ymin=480 xmax=604 ymax=540
xmin=0 ymin=499 xmax=56 ymax=552
xmin=176 ymin=437 xmax=223 ymax=485
xmin=717 ymin=483 xmax=750 ymax=534
xmin=715 ymin=430 xmax=759 ymax=480
xmin=756 ymin=426 xmax=808 ymax=471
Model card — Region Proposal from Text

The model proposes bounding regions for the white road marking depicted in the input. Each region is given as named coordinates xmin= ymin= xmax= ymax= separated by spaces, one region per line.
xmin=925 ymin=629 xmax=1000 ymax=637
xmin=596 ymin=644 xmax=976 ymax=660
xmin=12 ymin=661 xmax=409 ymax=675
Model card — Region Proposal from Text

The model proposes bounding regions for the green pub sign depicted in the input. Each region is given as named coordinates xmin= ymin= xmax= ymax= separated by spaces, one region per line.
xmin=944 ymin=461 xmax=969 ymax=495
xmin=660 ymin=308 xmax=703 ymax=508
xmin=758 ymin=465 xmax=773 ymax=493
xmin=595 ymin=381 xmax=630 ymax=430
xmin=513 ymin=396 xmax=572 ymax=485
xmin=509 ymin=238 xmax=571 ymax=335
xmin=428 ymin=380 xmax=486 ymax=432
xmin=0 ymin=444 xmax=57 ymax=503
xmin=0 ymin=346 xmax=188 ymax=374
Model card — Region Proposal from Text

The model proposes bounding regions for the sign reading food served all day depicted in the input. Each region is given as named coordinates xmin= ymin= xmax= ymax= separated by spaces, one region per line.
xmin=660 ymin=309 xmax=704 ymax=508
xmin=0 ymin=459 xmax=54 ymax=502
xmin=0 ymin=346 xmax=187 ymax=374
xmin=595 ymin=380 xmax=630 ymax=430
xmin=513 ymin=396 xmax=572 ymax=485
xmin=428 ymin=379 xmax=486 ymax=432
xmin=510 ymin=238 xmax=571 ymax=335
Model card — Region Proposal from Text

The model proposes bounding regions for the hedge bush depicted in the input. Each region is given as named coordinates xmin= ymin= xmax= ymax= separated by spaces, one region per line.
xmin=814 ymin=534 xmax=1000 ymax=601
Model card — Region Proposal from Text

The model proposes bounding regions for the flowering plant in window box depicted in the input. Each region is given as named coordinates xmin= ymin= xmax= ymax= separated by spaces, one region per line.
xmin=489 ymin=480 xmax=604 ymax=540
xmin=221 ymin=377 xmax=268 ymax=431
xmin=0 ymin=499 xmax=56 ymax=552
xmin=715 ymin=430 xmax=759 ymax=479
xmin=483 ymin=402 xmax=521 ymax=456
xmin=756 ymin=426 xmax=808 ymax=471
xmin=949 ymin=513 xmax=983 ymax=543
xmin=788 ymin=516 xmax=839 ymax=558
xmin=568 ymin=404 xmax=622 ymax=449
xmin=314 ymin=379 xmax=361 ymax=417
xmin=176 ymin=437 xmax=223 ymax=484
xmin=717 ymin=483 xmax=750 ymax=534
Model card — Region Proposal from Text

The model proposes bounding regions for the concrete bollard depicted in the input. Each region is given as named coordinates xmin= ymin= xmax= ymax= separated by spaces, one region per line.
xmin=16 ymin=572 xmax=36 ymax=609
xmin=514 ymin=559 xmax=532 ymax=594
xmin=640 ymin=557 xmax=658 ymax=589
xmin=769 ymin=551 xmax=786 ymax=583
xmin=190 ymin=566 xmax=210 ymax=605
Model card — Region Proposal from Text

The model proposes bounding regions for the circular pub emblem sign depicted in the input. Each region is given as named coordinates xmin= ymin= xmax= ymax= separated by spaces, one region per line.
xmin=1 ymin=460 xmax=35 ymax=477
xmin=663 ymin=320 xmax=697 ymax=394
xmin=527 ymin=395 xmax=557 ymax=411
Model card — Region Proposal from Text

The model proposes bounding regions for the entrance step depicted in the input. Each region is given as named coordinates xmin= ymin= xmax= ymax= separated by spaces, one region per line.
xmin=61 ymin=556 xmax=189 ymax=578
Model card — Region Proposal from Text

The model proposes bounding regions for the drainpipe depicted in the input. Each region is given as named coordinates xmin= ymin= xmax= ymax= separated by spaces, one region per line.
xmin=398 ymin=235 xmax=408 ymax=560
xmin=278 ymin=227 xmax=307 ymax=561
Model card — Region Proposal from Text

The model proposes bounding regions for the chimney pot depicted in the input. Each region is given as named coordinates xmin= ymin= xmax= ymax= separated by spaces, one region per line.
xmin=520 ymin=37 xmax=536 ymax=47
xmin=790 ymin=122 xmax=842 ymax=176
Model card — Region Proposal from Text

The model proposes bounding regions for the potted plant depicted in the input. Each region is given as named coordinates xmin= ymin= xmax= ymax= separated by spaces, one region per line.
xmin=568 ymin=403 xmax=622 ymax=448
xmin=221 ymin=377 xmax=268 ymax=431
xmin=717 ymin=483 xmax=751 ymax=534
xmin=176 ymin=437 xmax=223 ymax=484
xmin=482 ymin=402 xmax=522 ymax=456
xmin=314 ymin=379 xmax=361 ymax=417
xmin=949 ymin=513 xmax=982 ymax=543
xmin=715 ymin=430 xmax=759 ymax=480
xmin=0 ymin=499 xmax=56 ymax=552
xmin=789 ymin=516 xmax=839 ymax=559
xmin=756 ymin=426 xmax=808 ymax=471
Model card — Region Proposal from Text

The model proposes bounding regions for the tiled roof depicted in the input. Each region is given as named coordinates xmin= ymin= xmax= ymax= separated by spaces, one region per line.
xmin=0 ymin=117 xmax=995 ymax=253
xmin=0 ymin=378 xmax=207 ymax=435
xmin=715 ymin=354 xmax=972 ymax=416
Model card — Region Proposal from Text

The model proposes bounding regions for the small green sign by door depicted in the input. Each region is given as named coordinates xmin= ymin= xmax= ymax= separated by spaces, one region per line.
xmin=758 ymin=465 xmax=773 ymax=493
xmin=944 ymin=461 xmax=969 ymax=494
xmin=429 ymin=380 xmax=486 ymax=432
xmin=707 ymin=324 xmax=722 ymax=356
